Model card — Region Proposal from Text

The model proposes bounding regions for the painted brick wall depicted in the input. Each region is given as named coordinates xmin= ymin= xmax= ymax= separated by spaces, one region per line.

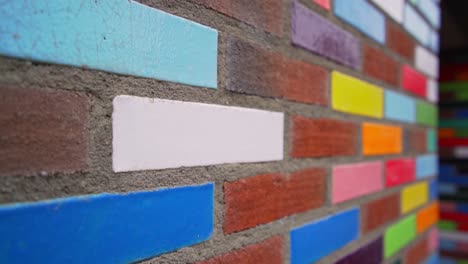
xmin=0 ymin=0 xmax=439 ymax=263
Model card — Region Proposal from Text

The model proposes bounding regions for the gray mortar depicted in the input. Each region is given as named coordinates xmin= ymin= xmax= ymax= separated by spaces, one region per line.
xmin=0 ymin=0 xmax=438 ymax=263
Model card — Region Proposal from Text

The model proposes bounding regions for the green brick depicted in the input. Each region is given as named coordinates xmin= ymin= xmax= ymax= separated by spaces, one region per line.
xmin=456 ymin=128 xmax=468 ymax=137
xmin=440 ymin=82 xmax=468 ymax=92
xmin=416 ymin=101 xmax=437 ymax=127
xmin=384 ymin=214 xmax=416 ymax=258
xmin=427 ymin=129 xmax=437 ymax=152
xmin=440 ymin=120 xmax=468 ymax=128
xmin=438 ymin=220 xmax=457 ymax=231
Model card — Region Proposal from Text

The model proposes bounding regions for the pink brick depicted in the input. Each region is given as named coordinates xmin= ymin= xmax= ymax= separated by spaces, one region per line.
xmin=332 ymin=161 xmax=384 ymax=204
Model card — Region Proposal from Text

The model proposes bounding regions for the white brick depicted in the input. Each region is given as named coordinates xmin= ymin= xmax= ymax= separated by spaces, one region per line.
xmin=427 ymin=79 xmax=438 ymax=102
xmin=112 ymin=96 xmax=284 ymax=172
xmin=371 ymin=0 xmax=404 ymax=23
xmin=415 ymin=46 xmax=439 ymax=78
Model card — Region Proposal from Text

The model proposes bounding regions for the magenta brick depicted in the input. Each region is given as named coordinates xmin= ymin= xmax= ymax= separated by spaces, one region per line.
xmin=291 ymin=1 xmax=360 ymax=69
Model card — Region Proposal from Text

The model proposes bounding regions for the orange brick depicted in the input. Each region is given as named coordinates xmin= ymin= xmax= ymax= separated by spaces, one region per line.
xmin=362 ymin=122 xmax=402 ymax=155
xmin=417 ymin=202 xmax=439 ymax=234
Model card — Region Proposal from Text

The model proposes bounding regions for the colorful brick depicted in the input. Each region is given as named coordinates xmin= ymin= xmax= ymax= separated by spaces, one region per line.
xmin=224 ymin=168 xmax=325 ymax=233
xmin=416 ymin=202 xmax=439 ymax=233
xmin=334 ymin=0 xmax=385 ymax=43
xmin=332 ymin=161 xmax=383 ymax=204
xmin=332 ymin=72 xmax=384 ymax=118
xmin=0 ymin=183 xmax=214 ymax=263
xmin=385 ymin=90 xmax=416 ymax=123
xmin=335 ymin=237 xmax=383 ymax=264
xmin=416 ymin=154 xmax=438 ymax=179
xmin=427 ymin=129 xmax=437 ymax=152
xmin=415 ymin=46 xmax=439 ymax=78
xmin=403 ymin=3 xmax=430 ymax=46
xmin=225 ymin=37 xmax=328 ymax=105
xmin=112 ymin=96 xmax=284 ymax=172
xmin=416 ymin=0 xmax=441 ymax=28
xmin=290 ymin=208 xmax=359 ymax=264
xmin=0 ymin=87 xmax=88 ymax=176
xmin=290 ymin=116 xmax=357 ymax=158
xmin=370 ymin=0 xmax=404 ymax=23
xmin=291 ymin=2 xmax=360 ymax=69
xmin=384 ymin=214 xmax=417 ymax=258
xmin=362 ymin=122 xmax=402 ymax=155
xmin=385 ymin=159 xmax=416 ymax=187
xmin=416 ymin=101 xmax=438 ymax=126
xmin=401 ymin=182 xmax=429 ymax=214
xmin=0 ymin=0 xmax=218 ymax=88
xmin=427 ymin=79 xmax=438 ymax=102
xmin=314 ymin=0 xmax=330 ymax=10
xmin=402 ymin=65 xmax=427 ymax=97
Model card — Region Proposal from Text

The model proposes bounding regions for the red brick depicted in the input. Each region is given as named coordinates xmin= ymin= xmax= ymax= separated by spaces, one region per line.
xmin=0 ymin=87 xmax=89 ymax=176
xmin=290 ymin=116 xmax=357 ymax=158
xmin=412 ymin=127 xmax=427 ymax=153
xmin=225 ymin=37 xmax=328 ymax=105
xmin=362 ymin=193 xmax=400 ymax=233
xmin=197 ymin=236 xmax=283 ymax=264
xmin=195 ymin=0 xmax=282 ymax=35
xmin=363 ymin=44 xmax=400 ymax=86
xmin=386 ymin=22 xmax=415 ymax=61
xmin=224 ymin=168 xmax=325 ymax=234
xmin=405 ymin=237 xmax=429 ymax=264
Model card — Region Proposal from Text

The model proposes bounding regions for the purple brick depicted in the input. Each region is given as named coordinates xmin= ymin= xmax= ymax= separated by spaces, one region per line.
xmin=291 ymin=1 xmax=360 ymax=69
xmin=335 ymin=237 xmax=383 ymax=264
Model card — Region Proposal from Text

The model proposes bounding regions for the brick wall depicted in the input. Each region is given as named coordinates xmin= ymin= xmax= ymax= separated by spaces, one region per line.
xmin=0 ymin=0 xmax=440 ymax=263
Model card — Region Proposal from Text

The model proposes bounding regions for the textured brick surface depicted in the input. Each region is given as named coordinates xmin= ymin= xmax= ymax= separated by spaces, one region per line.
xmin=363 ymin=44 xmax=399 ymax=86
xmin=226 ymin=37 xmax=328 ymax=105
xmin=362 ymin=194 xmax=400 ymax=233
xmin=291 ymin=116 xmax=357 ymax=158
xmin=197 ymin=236 xmax=283 ymax=264
xmin=195 ymin=0 xmax=282 ymax=35
xmin=412 ymin=127 xmax=427 ymax=153
xmin=0 ymin=87 xmax=89 ymax=176
xmin=224 ymin=168 xmax=325 ymax=233
xmin=405 ymin=236 xmax=429 ymax=264
xmin=291 ymin=1 xmax=360 ymax=69
xmin=386 ymin=22 xmax=415 ymax=61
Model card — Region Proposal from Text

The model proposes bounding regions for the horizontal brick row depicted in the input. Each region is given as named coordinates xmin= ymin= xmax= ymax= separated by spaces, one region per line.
xmin=0 ymin=0 xmax=218 ymax=88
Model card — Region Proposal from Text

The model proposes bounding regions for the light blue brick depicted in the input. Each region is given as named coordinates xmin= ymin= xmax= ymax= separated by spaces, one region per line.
xmin=403 ymin=3 xmax=431 ymax=46
xmin=385 ymin=90 xmax=416 ymax=123
xmin=334 ymin=0 xmax=385 ymax=43
xmin=0 ymin=0 xmax=218 ymax=88
xmin=416 ymin=154 xmax=438 ymax=178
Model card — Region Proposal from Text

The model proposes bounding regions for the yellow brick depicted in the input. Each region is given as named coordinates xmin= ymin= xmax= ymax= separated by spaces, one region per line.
xmin=401 ymin=182 xmax=429 ymax=214
xmin=332 ymin=71 xmax=384 ymax=118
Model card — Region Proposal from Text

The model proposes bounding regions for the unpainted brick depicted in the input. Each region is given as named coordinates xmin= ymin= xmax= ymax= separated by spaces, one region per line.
xmin=362 ymin=193 xmax=400 ymax=233
xmin=386 ymin=22 xmax=415 ymax=61
xmin=225 ymin=37 xmax=328 ymax=105
xmin=363 ymin=44 xmax=399 ymax=86
xmin=405 ymin=236 xmax=429 ymax=264
xmin=290 ymin=116 xmax=357 ymax=158
xmin=223 ymin=168 xmax=325 ymax=234
xmin=412 ymin=127 xmax=427 ymax=153
xmin=0 ymin=86 xmax=89 ymax=176
xmin=197 ymin=236 xmax=283 ymax=264
xmin=195 ymin=0 xmax=282 ymax=35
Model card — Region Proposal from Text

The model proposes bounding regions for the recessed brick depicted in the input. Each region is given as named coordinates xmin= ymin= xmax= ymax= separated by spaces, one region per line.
xmin=405 ymin=236 xmax=429 ymax=264
xmin=363 ymin=44 xmax=399 ymax=86
xmin=225 ymin=37 xmax=328 ymax=105
xmin=0 ymin=86 xmax=89 ymax=176
xmin=290 ymin=116 xmax=357 ymax=158
xmin=223 ymin=168 xmax=325 ymax=234
xmin=386 ymin=22 xmax=415 ymax=61
xmin=195 ymin=0 xmax=282 ymax=35
xmin=197 ymin=236 xmax=283 ymax=264
xmin=362 ymin=193 xmax=400 ymax=233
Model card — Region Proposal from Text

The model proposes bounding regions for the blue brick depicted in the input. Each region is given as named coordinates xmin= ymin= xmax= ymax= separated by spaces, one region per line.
xmin=290 ymin=208 xmax=359 ymax=264
xmin=0 ymin=0 xmax=218 ymax=88
xmin=439 ymin=240 xmax=456 ymax=251
xmin=334 ymin=0 xmax=385 ymax=44
xmin=385 ymin=90 xmax=416 ymax=123
xmin=0 ymin=183 xmax=214 ymax=264
xmin=417 ymin=0 xmax=441 ymax=28
xmin=424 ymin=253 xmax=439 ymax=264
xmin=416 ymin=154 xmax=438 ymax=179
xmin=438 ymin=183 xmax=457 ymax=195
xmin=403 ymin=3 xmax=430 ymax=46
xmin=439 ymin=175 xmax=468 ymax=186
xmin=429 ymin=30 xmax=439 ymax=53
